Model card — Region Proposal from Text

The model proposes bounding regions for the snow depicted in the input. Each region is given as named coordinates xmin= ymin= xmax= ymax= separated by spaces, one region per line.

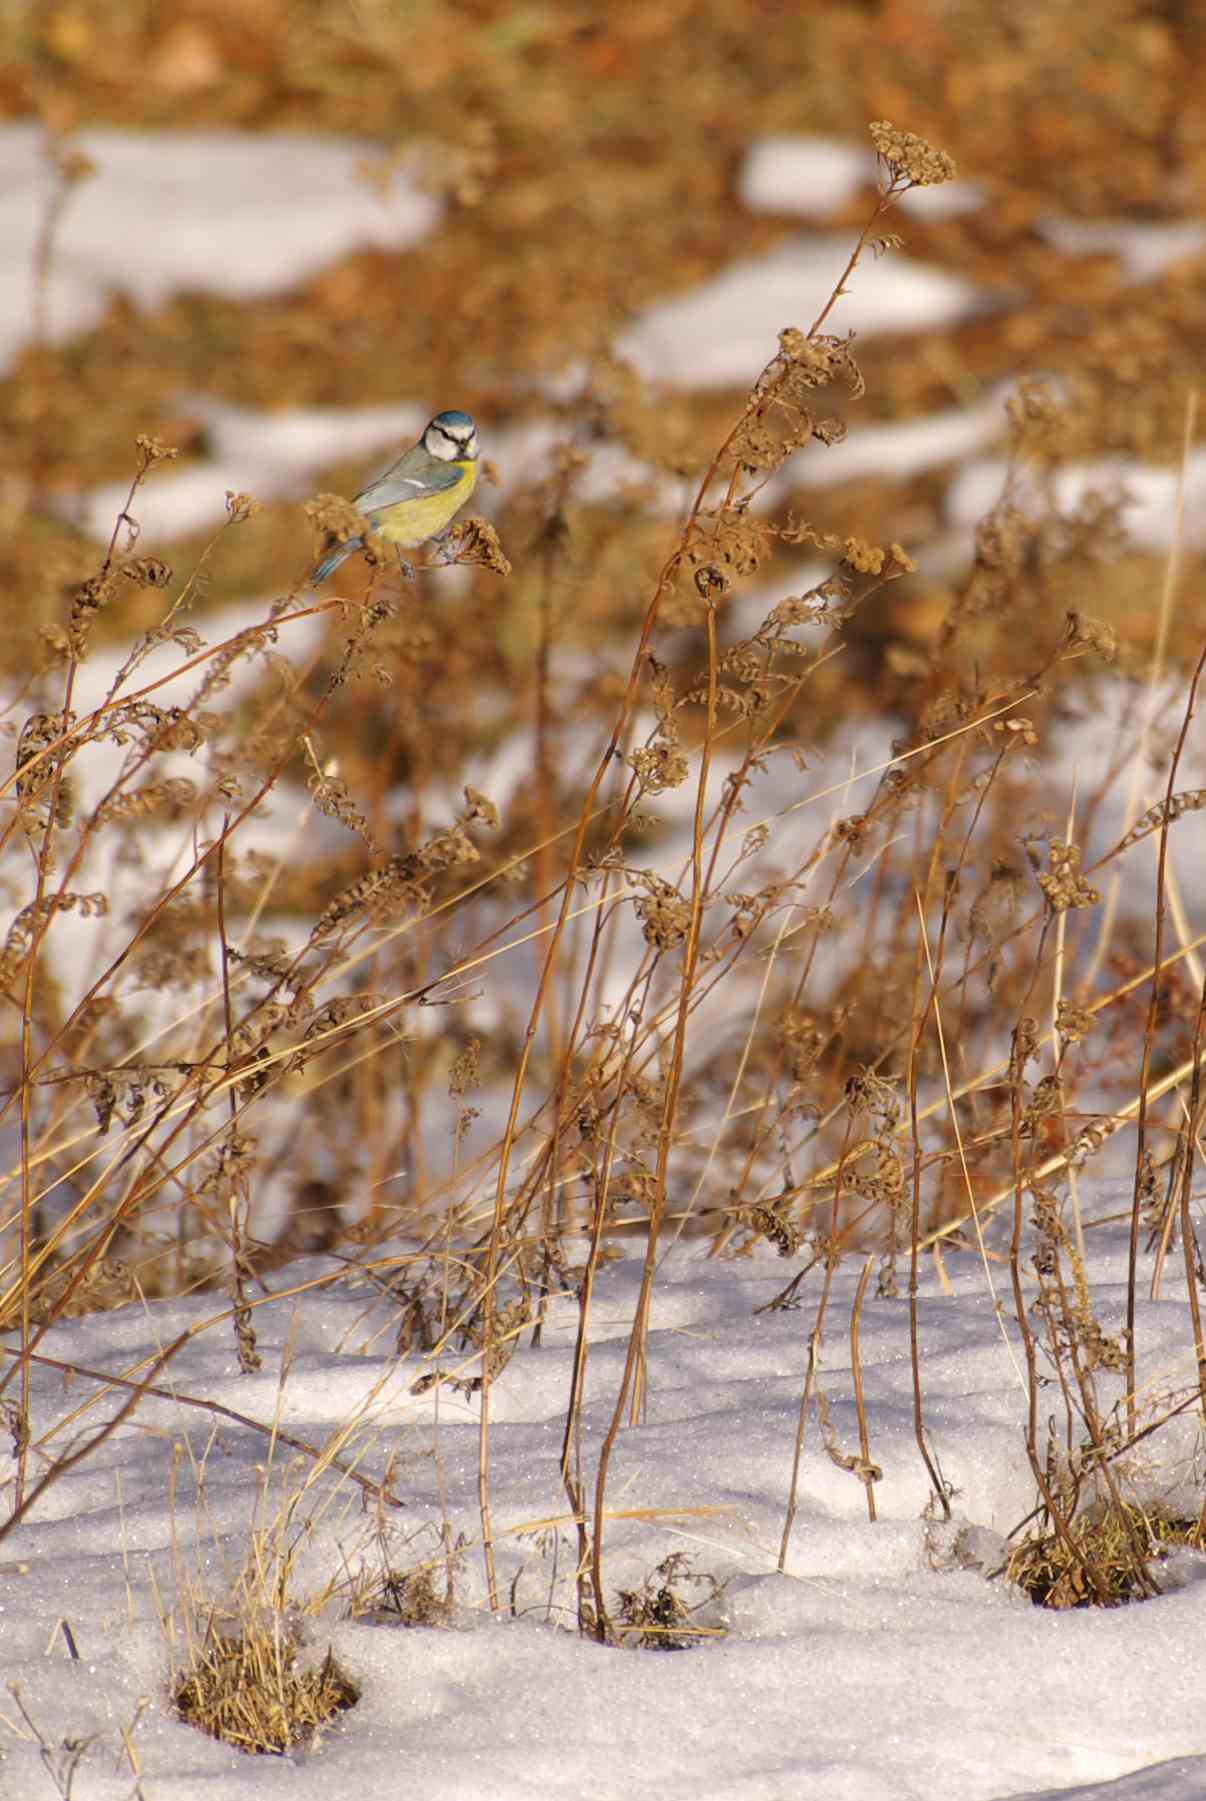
xmin=0 ymin=123 xmax=439 ymax=372
xmin=739 ymin=136 xmax=871 ymax=217
xmin=948 ymin=454 xmax=1206 ymax=553
xmin=1036 ymin=219 xmax=1206 ymax=284
xmin=752 ymin=397 xmax=1005 ymax=513
xmin=617 ymin=237 xmax=981 ymax=390
xmin=1012 ymin=1764 xmax=1206 ymax=1801
xmin=2 ymin=1237 xmax=1205 ymax=1798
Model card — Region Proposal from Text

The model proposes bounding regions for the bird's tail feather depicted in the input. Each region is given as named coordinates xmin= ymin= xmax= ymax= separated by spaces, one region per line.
xmin=309 ymin=537 xmax=362 ymax=586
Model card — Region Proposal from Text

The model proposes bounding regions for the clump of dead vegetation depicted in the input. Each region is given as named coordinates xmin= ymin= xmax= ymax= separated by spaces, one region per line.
xmin=613 ymin=1553 xmax=727 ymax=1651
xmin=173 ymin=1626 xmax=358 ymax=1756
xmin=342 ymin=1527 xmax=463 ymax=1630
xmin=1006 ymin=1502 xmax=1205 ymax=1609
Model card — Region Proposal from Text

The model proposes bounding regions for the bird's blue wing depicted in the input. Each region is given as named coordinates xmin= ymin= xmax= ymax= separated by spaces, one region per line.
xmin=355 ymin=451 xmax=463 ymax=522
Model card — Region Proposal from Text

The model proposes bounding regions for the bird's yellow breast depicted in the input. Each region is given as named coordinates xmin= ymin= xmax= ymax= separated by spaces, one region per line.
xmin=375 ymin=460 xmax=478 ymax=549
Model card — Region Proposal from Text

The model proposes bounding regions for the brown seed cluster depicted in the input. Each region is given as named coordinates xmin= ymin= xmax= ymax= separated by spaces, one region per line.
xmin=869 ymin=120 xmax=957 ymax=188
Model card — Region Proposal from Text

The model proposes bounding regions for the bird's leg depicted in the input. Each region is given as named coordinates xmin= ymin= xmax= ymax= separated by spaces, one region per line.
xmin=392 ymin=548 xmax=417 ymax=582
xmin=425 ymin=529 xmax=458 ymax=567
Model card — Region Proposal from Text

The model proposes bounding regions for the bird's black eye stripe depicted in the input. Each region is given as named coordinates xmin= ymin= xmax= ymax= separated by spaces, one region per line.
xmin=428 ymin=419 xmax=476 ymax=458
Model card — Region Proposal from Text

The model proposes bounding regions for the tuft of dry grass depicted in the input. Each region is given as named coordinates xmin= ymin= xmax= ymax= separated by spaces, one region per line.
xmin=173 ymin=1626 xmax=358 ymax=1756
xmin=1005 ymin=1503 xmax=1205 ymax=1610
xmin=157 ymin=1357 xmax=403 ymax=1756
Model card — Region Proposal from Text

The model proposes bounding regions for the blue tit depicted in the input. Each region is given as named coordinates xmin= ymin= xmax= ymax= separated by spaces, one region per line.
xmin=310 ymin=409 xmax=480 ymax=584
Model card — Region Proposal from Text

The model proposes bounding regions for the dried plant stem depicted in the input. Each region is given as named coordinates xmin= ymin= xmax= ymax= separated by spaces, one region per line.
xmin=14 ymin=632 xmax=81 ymax=1508
xmin=1084 ymin=391 xmax=1197 ymax=994
xmin=806 ymin=181 xmax=902 ymax=339
xmin=531 ymin=460 xmax=576 ymax=1069
xmin=587 ymin=599 xmax=720 ymax=1635
xmin=779 ymin=1259 xmax=836 ymax=1572
xmin=0 ymin=1325 xmax=194 ymax=1545
xmin=1052 ymin=777 xmax=1086 ymax=1266
xmin=920 ymin=1036 xmax=1206 ymax=1256
xmin=849 ymin=1255 xmax=877 ymax=1523
xmin=907 ymin=917 xmax=949 ymax=1517
xmin=559 ymin=976 xmax=651 ymax=1634
xmin=476 ymin=515 xmax=683 ymax=1610
xmin=1126 ymin=638 xmax=1206 ymax=1435
xmin=469 ymin=177 xmax=899 ymax=1595
xmin=914 ymin=893 xmax=1022 ymax=1385
xmin=1177 ymin=980 xmax=1206 ymax=1535
xmin=28 ymin=137 xmax=93 ymax=510
xmin=4 ymin=1341 xmax=405 ymax=1522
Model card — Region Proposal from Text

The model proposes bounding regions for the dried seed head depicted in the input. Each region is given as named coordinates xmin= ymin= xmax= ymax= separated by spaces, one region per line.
xmin=461 ymin=785 xmax=500 ymax=829
xmin=225 ymin=491 xmax=261 ymax=523
xmin=308 ymin=771 xmax=374 ymax=845
xmin=306 ymin=491 xmax=370 ymax=551
xmin=682 ymin=512 xmax=774 ymax=579
xmin=1037 ymin=840 xmax=1100 ymax=914
xmin=119 ymin=556 xmax=173 ymax=588
xmin=869 ymin=121 xmax=957 ymax=188
xmin=135 ymin=432 xmax=180 ymax=469
xmin=443 ymin=517 xmax=512 ymax=575
xmin=992 ymin=716 xmax=1039 ymax=747
xmin=449 ymin=1036 xmax=481 ymax=1100
xmin=629 ymin=739 xmax=689 ymax=795
xmin=1010 ymin=1017 xmax=1041 ymax=1082
xmin=67 ymin=572 xmax=118 ymax=660
xmin=843 ymin=538 xmax=886 ymax=576
xmin=418 ymin=822 xmax=479 ymax=874
xmin=633 ymin=874 xmax=691 ymax=950
xmin=778 ymin=1010 xmax=826 ymax=1084
xmin=1064 ymin=612 xmax=1118 ymax=662
xmin=844 ymin=1067 xmax=901 ymax=1128
xmin=772 ymin=331 xmax=866 ymax=404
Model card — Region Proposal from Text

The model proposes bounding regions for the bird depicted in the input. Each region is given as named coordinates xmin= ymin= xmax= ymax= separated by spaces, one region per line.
xmin=309 ymin=409 xmax=480 ymax=585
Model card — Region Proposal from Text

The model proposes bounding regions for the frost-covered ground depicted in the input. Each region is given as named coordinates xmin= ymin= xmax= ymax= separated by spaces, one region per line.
xmin=2 ymin=1221 xmax=1206 ymax=1799
xmin=4 ymin=125 xmax=1206 ymax=1799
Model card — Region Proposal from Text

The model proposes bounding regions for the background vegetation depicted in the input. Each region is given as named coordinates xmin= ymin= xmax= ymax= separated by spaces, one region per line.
xmin=3 ymin=0 xmax=1206 ymax=1734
